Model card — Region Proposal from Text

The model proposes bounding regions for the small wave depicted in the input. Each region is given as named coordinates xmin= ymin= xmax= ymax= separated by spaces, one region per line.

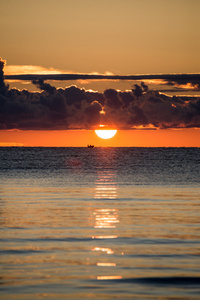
xmin=1 ymin=237 xmax=94 ymax=243
xmin=0 ymin=249 xmax=43 ymax=254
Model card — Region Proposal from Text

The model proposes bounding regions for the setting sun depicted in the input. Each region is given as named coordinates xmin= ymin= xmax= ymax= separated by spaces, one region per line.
xmin=95 ymin=130 xmax=117 ymax=139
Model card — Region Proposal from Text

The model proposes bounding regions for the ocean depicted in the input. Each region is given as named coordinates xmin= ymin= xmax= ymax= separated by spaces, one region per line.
xmin=0 ymin=147 xmax=200 ymax=299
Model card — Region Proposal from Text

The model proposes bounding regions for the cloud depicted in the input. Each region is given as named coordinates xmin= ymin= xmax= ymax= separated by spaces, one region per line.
xmin=0 ymin=82 xmax=199 ymax=130
xmin=0 ymin=57 xmax=6 ymax=89
xmin=32 ymin=78 xmax=56 ymax=95
xmin=4 ymin=64 xmax=200 ymax=92
xmin=4 ymin=72 xmax=200 ymax=86
xmin=1 ymin=61 xmax=200 ymax=130
xmin=165 ymin=81 xmax=200 ymax=91
xmin=158 ymin=76 xmax=200 ymax=91
xmin=4 ymin=64 xmax=65 ymax=75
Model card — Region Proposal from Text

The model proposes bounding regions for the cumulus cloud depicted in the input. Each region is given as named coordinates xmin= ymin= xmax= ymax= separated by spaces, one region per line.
xmin=1 ymin=60 xmax=200 ymax=130
xmin=0 ymin=57 xmax=6 ymax=90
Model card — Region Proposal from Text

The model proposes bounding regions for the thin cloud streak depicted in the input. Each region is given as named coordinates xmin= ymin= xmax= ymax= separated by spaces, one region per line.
xmin=4 ymin=73 xmax=200 ymax=85
xmin=4 ymin=65 xmax=64 ymax=75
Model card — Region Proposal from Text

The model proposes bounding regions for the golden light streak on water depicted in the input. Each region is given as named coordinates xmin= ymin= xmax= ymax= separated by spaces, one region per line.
xmin=97 ymin=276 xmax=122 ymax=280
xmin=92 ymin=247 xmax=114 ymax=255
xmin=92 ymin=235 xmax=118 ymax=239
xmin=93 ymin=208 xmax=119 ymax=228
xmin=97 ymin=263 xmax=116 ymax=267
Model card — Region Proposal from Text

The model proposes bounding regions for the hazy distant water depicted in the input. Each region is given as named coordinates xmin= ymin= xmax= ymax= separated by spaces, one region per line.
xmin=0 ymin=147 xmax=200 ymax=299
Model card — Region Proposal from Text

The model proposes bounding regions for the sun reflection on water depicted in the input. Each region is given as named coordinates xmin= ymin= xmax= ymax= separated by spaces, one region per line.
xmin=92 ymin=247 xmax=114 ymax=255
xmin=90 ymin=168 xmax=122 ymax=281
xmin=93 ymin=208 xmax=119 ymax=229
xmin=94 ymin=170 xmax=118 ymax=200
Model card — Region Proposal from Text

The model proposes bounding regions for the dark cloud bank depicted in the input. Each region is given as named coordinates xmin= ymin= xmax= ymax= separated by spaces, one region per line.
xmin=1 ymin=59 xmax=200 ymax=130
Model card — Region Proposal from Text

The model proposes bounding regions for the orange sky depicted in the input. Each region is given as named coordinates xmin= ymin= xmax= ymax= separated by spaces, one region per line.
xmin=1 ymin=0 xmax=200 ymax=75
xmin=0 ymin=128 xmax=199 ymax=147
xmin=1 ymin=1 xmax=200 ymax=147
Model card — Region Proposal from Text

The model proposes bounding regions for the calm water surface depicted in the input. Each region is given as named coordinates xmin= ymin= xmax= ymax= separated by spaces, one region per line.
xmin=0 ymin=147 xmax=200 ymax=299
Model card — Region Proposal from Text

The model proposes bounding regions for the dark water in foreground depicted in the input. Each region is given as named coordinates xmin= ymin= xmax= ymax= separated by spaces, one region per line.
xmin=0 ymin=147 xmax=200 ymax=299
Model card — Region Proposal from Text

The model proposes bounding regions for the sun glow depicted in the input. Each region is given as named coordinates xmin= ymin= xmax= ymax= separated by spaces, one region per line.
xmin=95 ymin=129 xmax=117 ymax=139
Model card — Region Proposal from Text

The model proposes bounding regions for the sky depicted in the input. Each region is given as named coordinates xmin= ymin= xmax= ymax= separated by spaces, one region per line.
xmin=1 ymin=0 xmax=200 ymax=147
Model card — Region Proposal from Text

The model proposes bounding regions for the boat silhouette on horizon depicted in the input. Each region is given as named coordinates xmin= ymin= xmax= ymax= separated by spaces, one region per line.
xmin=87 ymin=144 xmax=94 ymax=148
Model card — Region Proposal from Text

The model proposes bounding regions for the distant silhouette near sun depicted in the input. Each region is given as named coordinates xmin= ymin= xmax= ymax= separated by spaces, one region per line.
xmin=95 ymin=128 xmax=117 ymax=139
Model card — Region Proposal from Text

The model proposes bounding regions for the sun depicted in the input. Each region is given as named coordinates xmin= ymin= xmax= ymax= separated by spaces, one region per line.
xmin=95 ymin=129 xmax=117 ymax=139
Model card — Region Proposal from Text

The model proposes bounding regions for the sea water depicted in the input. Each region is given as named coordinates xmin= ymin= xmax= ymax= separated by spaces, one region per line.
xmin=0 ymin=147 xmax=200 ymax=299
